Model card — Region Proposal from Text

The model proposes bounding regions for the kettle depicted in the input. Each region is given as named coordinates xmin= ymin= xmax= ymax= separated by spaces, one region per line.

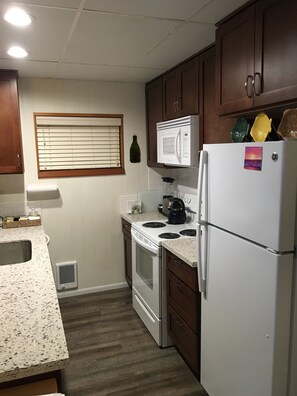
xmin=168 ymin=198 xmax=186 ymax=224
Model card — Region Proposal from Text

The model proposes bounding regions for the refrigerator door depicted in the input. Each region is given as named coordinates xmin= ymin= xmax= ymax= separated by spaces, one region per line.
xmin=199 ymin=141 xmax=297 ymax=252
xmin=201 ymin=225 xmax=293 ymax=396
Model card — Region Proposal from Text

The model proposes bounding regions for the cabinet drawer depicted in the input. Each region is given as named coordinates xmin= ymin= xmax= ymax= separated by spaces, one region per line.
xmin=167 ymin=270 xmax=199 ymax=332
xmin=168 ymin=305 xmax=200 ymax=378
xmin=121 ymin=219 xmax=131 ymax=234
xmin=166 ymin=250 xmax=198 ymax=292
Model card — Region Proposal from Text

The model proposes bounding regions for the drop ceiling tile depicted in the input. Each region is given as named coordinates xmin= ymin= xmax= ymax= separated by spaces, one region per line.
xmin=1 ymin=0 xmax=81 ymax=10
xmin=55 ymin=62 xmax=164 ymax=82
xmin=84 ymin=0 xmax=211 ymax=20
xmin=135 ymin=22 xmax=215 ymax=70
xmin=0 ymin=58 xmax=58 ymax=78
xmin=63 ymin=11 xmax=180 ymax=66
xmin=0 ymin=5 xmax=76 ymax=62
xmin=191 ymin=0 xmax=249 ymax=23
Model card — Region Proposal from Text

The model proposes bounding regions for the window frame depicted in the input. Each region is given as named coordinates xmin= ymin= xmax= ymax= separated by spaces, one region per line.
xmin=33 ymin=112 xmax=125 ymax=178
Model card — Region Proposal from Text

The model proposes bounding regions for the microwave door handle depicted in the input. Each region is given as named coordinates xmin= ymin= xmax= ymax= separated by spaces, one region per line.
xmin=175 ymin=129 xmax=182 ymax=163
xmin=131 ymin=229 xmax=159 ymax=255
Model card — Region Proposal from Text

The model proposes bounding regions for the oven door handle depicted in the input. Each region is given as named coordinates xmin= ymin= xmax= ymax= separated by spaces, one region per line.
xmin=131 ymin=229 xmax=159 ymax=255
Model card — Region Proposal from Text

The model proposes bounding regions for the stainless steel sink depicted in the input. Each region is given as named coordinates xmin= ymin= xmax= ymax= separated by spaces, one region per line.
xmin=0 ymin=240 xmax=32 ymax=265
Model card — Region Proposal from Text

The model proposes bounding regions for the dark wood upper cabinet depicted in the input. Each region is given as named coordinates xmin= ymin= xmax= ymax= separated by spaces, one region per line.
xmin=0 ymin=70 xmax=24 ymax=174
xmin=216 ymin=0 xmax=297 ymax=116
xmin=163 ymin=56 xmax=199 ymax=120
xmin=145 ymin=77 xmax=163 ymax=167
xmin=199 ymin=46 xmax=234 ymax=145
xmin=253 ymin=0 xmax=297 ymax=107
xmin=216 ymin=5 xmax=255 ymax=115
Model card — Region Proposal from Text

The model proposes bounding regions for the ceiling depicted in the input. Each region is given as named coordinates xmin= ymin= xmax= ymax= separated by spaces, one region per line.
xmin=0 ymin=0 xmax=248 ymax=83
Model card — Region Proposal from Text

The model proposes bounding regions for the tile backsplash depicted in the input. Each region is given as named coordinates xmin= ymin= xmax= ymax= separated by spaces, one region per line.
xmin=0 ymin=200 xmax=41 ymax=217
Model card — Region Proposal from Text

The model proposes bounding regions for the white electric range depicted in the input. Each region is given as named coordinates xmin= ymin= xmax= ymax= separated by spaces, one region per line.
xmin=131 ymin=219 xmax=197 ymax=347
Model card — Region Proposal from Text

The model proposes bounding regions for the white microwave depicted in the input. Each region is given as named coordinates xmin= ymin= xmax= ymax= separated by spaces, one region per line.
xmin=157 ymin=115 xmax=199 ymax=167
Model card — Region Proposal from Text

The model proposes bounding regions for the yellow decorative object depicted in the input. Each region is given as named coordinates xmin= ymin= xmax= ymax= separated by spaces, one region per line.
xmin=250 ymin=112 xmax=272 ymax=142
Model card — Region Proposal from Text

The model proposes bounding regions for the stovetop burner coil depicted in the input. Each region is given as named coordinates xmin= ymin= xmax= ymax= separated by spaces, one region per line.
xmin=142 ymin=222 xmax=166 ymax=228
xmin=179 ymin=229 xmax=197 ymax=237
xmin=158 ymin=232 xmax=181 ymax=239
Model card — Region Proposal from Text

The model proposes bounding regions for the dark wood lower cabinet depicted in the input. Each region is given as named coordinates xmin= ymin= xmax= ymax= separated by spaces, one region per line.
xmin=122 ymin=218 xmax=132 ymax=288
xmin=168 ymin=305 xmax=200 ymax=377
xmin=0 ymin=371 xmax=61 ymax=396
xmin=166 ymin=249 xmax=201 ymax=379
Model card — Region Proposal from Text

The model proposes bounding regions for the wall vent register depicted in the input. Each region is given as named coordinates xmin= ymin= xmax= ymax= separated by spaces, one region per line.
xmin=56 ymin=261 xmax=77 ymax=290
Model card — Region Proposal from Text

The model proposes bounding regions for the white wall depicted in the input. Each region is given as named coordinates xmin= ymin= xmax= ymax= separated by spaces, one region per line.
xmin=0 ymin=78 xmax=148 ymax=294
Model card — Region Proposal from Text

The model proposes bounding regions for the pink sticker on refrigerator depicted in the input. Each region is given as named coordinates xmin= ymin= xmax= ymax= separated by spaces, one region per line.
xmin=244 ymin=146 xmax=263 ymax=171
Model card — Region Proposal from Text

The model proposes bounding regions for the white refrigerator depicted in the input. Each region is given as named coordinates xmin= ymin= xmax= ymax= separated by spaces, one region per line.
xmin=197 ymin=141 xmax=297 ymax=396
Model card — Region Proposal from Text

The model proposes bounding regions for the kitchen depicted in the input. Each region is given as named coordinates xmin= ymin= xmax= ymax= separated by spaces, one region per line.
xmin=0 ymin=0 xmax=297 ymax=395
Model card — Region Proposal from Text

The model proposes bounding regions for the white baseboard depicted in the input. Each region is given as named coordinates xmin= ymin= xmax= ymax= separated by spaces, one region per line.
xmin=57 ymin=282 xmax=129 ymax=299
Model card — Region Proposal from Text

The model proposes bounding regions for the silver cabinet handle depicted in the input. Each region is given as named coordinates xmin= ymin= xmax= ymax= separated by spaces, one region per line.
xmin=244 ymin=75 xmax=253 ymax=98
xmin=253 ymin=72 xmax=262 ymax=96
xmin=16 ymin=154 xmax=21 ymax=170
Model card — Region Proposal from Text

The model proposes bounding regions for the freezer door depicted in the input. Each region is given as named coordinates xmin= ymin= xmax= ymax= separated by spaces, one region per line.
xmin=200 ymin=141 xmax=297 ymax=252
xmin=201 ymin=225 xmax=293 ymax=396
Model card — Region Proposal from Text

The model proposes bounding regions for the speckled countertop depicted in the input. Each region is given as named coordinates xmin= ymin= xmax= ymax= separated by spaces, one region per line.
xmin=162 ymin=238 xmax=197 ymax=267
xmin=121 ymin=211 xmax=198 ymax=267
xmin=0 ymin=226 xmax=69 ymax=383
xmin=121 ymin=211 xmax=166 ymax=224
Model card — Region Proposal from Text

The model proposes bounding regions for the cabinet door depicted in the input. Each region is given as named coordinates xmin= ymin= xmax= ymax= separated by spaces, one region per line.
xmin=167 ymin=269 xmax=199 ymax=332
xmin=163 ymin=68 xmax=181 ymax=120
xmin=216 ymin=6 xmax=255 ymax=115
xmin=145 ymin=77 xmax=163 ymax=167
xmin=254 ymin=0 xmax=297 ymax=107
xmin=199 ymin=46 xmax=234 ymax=144
xmin=179 ymin=56 xmax=199 ymax=117
xmin=122 ymin=219 xmax=132 ymax=288
xmin=167 ymin=305 xmax=200 ymax=378
xmin=163 ymin=56 xmax=198 ymax=120
xmin=0 ymin=70 xmax=23 ymax=174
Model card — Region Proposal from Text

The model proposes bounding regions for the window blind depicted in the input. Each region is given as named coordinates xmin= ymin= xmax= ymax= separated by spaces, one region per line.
xmin=35 ymin=114 xmax=123 ymax=175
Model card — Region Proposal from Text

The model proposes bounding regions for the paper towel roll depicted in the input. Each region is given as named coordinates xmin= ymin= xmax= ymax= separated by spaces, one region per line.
xmin=26 ymin=184 xmax=58 ymax=193
xmin=26 ymin=184 xmax=60 ymax=200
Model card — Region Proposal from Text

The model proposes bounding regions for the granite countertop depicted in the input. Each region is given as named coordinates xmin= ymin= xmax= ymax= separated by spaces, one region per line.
xmin=0 ymin=226 xmax=69 ymax=383
xmin=162 ymin=237 xmax=197 ymax=267
xmin=121 ymin=211 xmax=166 ymax=224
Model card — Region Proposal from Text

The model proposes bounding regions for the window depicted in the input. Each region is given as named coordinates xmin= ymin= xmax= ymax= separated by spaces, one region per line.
xmin=34 ymin=112 xmax=125 ymax=178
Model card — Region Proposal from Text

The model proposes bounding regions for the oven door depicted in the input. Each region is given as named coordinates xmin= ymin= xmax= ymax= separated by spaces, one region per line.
xmin=131 ymin=230 xmax=161 ymax=318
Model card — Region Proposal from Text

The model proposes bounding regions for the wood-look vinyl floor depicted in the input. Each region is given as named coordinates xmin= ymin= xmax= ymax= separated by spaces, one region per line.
xmin=59 ymin=287 xmax=208 ymax=396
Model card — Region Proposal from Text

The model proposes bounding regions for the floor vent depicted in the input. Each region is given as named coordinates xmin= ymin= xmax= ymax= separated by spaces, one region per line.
xmin=56 ymin=261 xmax=77 ymax=290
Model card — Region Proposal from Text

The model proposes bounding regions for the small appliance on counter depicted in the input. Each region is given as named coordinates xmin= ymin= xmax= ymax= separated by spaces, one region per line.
xmin=159 ymin=177 xmax=175 ymax=217
xmin=167 ymin=198 xmax=186 ymax=224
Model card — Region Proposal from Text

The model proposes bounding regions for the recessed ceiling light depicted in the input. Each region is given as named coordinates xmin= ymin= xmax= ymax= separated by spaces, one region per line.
xmin=4 ymin=7 xmax=31 ymax=27
xmin=7 ymin=46 xmax=28 ymax=58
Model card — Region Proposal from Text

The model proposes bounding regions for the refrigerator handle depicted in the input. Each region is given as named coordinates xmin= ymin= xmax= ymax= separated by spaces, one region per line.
xmin=197 ymin=224 xmax=206 ymax=293
xmin=197 ymin=150 xmax=208 ymax=223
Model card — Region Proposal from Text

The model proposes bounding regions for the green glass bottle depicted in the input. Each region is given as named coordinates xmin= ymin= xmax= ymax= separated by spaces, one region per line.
xmin=130 ymin=135 xmax=141 ymax=163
